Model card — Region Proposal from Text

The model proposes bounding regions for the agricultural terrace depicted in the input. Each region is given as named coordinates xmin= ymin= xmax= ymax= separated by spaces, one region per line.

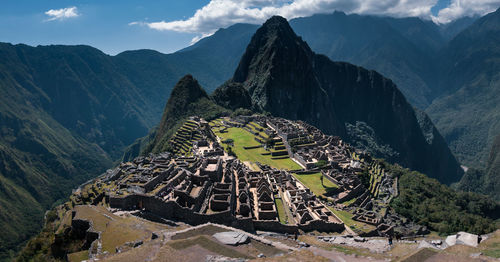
xmin=169 ymin=120 xmax=203 ymax=156
xmin=368 ymin=162 xmax=384 ymax=197
xmin=210 ymin=119 xmax=301 ymax=171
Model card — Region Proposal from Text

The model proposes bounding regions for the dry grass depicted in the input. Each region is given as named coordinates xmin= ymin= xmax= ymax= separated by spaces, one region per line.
xmin=258 ymin=250 xmax=330 ymax=262
xmin=400 ymin=248 xmax=438 ymax=262
xmin=67 ymin=250 xmax=89 ymax=262
xmin=73 ymin=205 xmax=169 ymax=254
xmin=168 ymin=235 xmax=252 ymax=259
xmin=170 ymin=224 xmax=226 ymax=240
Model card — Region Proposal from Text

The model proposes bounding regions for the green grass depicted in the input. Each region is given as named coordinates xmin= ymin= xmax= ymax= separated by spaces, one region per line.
xmin=214 ymin=125 xmax=301 ymax=170
xmin=483 ymin=243 xmax=500 ymax=258
xmin=329 ymin=208 xmax=376 ymax=233
xmin=340 ymin=197 xmax=357 ymax=206
xmin=292 ymin=172 xmax=338 ymax=196
xmin=275 ymin=198 xmax=287 ymax=224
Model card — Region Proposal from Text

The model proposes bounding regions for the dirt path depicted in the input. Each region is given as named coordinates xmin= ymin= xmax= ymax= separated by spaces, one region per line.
xmin=306 ymin=246 xmax=387 ymax=262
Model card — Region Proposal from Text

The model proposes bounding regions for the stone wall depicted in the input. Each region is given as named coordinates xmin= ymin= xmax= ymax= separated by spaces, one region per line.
xmin=254 ymin=219 xmax=343 ymax=233
xmin=109 ymin=193 xmax=343 ymax=234
xmin=143 ymin=166 xmax=174 ymax=192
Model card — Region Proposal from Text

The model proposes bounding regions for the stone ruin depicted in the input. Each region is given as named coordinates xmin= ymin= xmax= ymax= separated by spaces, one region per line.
xmin=93 ymin=115 xmax=427 ymax=236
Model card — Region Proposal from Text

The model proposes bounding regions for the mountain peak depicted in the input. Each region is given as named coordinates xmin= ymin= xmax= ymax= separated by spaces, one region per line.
xmin=232 ymin=15 xmax=313 ymax=84
xmin=155 ymin=75 xmax=208 ymax=140
xmin=216 ymin=16 xmax=463 ymax=184
xmin=170 ymin=74 xmax=208 ymax=101
xmin=261 ymin=15 xmax=290 ymax=30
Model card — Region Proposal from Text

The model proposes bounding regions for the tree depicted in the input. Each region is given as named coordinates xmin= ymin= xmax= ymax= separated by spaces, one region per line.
xmin=315 ymin=160 xmax=327 ymax=168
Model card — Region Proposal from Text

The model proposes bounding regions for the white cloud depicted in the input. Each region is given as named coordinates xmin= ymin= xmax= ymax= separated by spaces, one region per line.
xmin=190 ymin=32 xmax=216 ymax=45
xmin=132 ymin=0 xmax=438 ymax=36
xmin=128 ymin=21 xmax=146 ymax=26
xmin=129 ymin=0 xmax=499 ymax=39
xmin=432 ymin=0 xmax=500 ymax=24
xmin=45 ymin=6 xmax=79 ymax=21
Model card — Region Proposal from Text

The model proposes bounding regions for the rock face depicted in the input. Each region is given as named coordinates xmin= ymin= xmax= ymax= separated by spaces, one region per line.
xmin=215 ymin=16 xmax=463 ymax=184
xmin=445 ymin=232 xmax=480 ymax=247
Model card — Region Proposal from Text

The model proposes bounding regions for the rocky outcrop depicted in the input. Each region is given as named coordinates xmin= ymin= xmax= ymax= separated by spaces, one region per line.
xmin=151 ymin=75 xmax=228 ymax=153
xmin=215 ymin=16 xmax=463 ymax=184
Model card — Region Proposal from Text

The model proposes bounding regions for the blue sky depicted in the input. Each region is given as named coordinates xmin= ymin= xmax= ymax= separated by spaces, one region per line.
xmin=0 ymin=0 xmax=498 ymax=55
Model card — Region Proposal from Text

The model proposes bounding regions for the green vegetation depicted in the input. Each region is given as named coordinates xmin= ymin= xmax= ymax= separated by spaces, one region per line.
xmin=0 ymin=86 xmax=112 ymax=261
xmin=328 ymin=208 xmax=375 ymax=233
xmin=292 ymin=172 xmax=338 ymax=196
xmin=275 ymin=198 xmax=287 ymax=224
xmin=213 ymin=124 xmax=301 ymax=170
xmin=457 ymin=133 xmax=500 ymax=201
xmin=167 ymin=120 xmax=203 ymax=156
xmin=388 ymin=163 xmax=500 ymax=235
xmin=148 ymin=75 xmax=229 ymax=154
xmin=367 ymin=162 xmax=384 ymax=197
xmin=340 ymin=197 xmax=357 ymax=206
xmin=315 ymin=160 xmax=328 ymax=168
xmin=67 ymin=250 xmax=89 ymax=262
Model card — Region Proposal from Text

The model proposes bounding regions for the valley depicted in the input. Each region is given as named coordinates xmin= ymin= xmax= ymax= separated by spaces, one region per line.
xmin=17 ymin=114 xmax=500 ymax=261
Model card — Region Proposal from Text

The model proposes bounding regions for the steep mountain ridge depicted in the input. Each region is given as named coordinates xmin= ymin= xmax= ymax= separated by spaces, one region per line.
xmin=0 ymin=40 xmax=237 ymax=260
xmin=148 ymin=75 xmax=228 ymax=154
xmin=426 ymin=7 xmax=500 ymax=166
xmin=289 ymin=12 xmax=443 ymax=108
xmin=0 ymin=43 xmax=114 ymax=259
xmin=215 ymin=16 xmax=463 ymax=184
xmin=458 ymin=133 xmax=500 ymax=200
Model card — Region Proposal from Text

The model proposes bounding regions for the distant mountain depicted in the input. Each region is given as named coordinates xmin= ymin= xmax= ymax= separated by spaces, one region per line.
xmin=426 ymin=8 xmax=500 ymax=166
xmin=0 ymin=43 xmax=115 ymax=260
xmin=214 ymin=16 xmax=463 ymax=184
xmin=117 ymin=23 xmax=259 ymax=95
xmin=439 ymin=16 xmax=479 ymax=41
xmin=290 ymin=12 xmax=444 ymax=108
xmin=457 ymin=133 xmax=500 ymax=200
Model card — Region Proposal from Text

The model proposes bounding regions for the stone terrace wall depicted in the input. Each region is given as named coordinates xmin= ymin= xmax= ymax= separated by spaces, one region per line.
xmin=254 ymin=219 xmax=343 ymax=234
xmin=109 ymin=194 xmax=254 ymax=232
xmin=109 ymin=194 xmax=343 ymax=234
